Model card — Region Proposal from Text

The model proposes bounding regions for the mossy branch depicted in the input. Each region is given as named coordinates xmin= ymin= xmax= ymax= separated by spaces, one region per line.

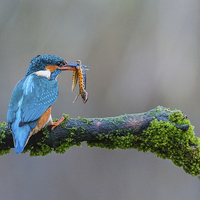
xmin=0 ymin=106 xmax=200 ymax=176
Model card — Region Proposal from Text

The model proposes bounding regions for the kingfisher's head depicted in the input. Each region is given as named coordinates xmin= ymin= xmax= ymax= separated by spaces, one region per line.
xmin=26 ymin=54 xmax=78 ymax=80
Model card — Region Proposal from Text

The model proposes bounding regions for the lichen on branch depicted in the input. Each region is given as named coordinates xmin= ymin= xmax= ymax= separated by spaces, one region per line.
xmin=0 ymin=106 xmax=200 ymax=176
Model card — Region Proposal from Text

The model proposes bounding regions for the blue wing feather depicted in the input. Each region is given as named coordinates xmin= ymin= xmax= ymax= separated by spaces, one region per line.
xmin=7 ymin=74 xmax=59 ymax=153
xmin=21 ymin=74 xmax=58 ymax=122
xmin=7 ymin=78 xmax=24 ymax=124
xmin=8 ymin=74 xmax=58 ymax=124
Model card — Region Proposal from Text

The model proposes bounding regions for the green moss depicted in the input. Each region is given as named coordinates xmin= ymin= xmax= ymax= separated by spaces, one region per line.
xmin=78 ymin=116 xmax=93 ymax=124
xmin=54 ymin=128 xmax=81 ymax=154
xmin=52 ymin=118 xmax=58 ymax=122
xmin=87 ymin=110 xmax=200 ymax=176
xmin=62 ymin=114 xmax=70 ymax=121
xmin=140 ymin=112 xmax=200 ymax=176
xmin=86 ymin=130 xmax=137 ymax=150
xmin=29 ymin=142 xmax=52 ymax=156
xmin=54 ymin=138 xmax=81 ymax=154
xmin=0 ymin=122 xmax=7 ymax=129
xmin=150 ymin=111 xmax=155 ymax=116
xmin=0 ymin=122 xmax=11 ymax=155
xmin=24 ymin=127 xmax=53 ymax=156
xmin=68 ymin=127 xmax=78 ymax=133
xmin=157 ymin=106 xmax=162 ymax=112
xmin=52 ymin=125 xmax=82 ymax=154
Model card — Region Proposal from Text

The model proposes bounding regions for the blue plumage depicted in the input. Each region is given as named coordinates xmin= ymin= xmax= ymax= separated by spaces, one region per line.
xmin=11 ymin=97 xmax=34 ymax=154
xmin=7 ymin=54 xmax=78 ymax=154
xmin=26 ymin=54 xmax=64 ymax=75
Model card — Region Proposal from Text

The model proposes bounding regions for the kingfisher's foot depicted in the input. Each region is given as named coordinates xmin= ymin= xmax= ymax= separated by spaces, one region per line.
xmin=51 ymin=117 xmax=65 ymax=130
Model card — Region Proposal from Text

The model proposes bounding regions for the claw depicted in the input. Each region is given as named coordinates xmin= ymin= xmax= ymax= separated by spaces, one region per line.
xmin=51 ymin=117 xmax=65 ymax=130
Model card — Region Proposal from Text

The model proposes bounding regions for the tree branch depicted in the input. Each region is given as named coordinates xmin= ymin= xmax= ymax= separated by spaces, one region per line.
xmin=1 ymin=106 xmax=200 ymax=176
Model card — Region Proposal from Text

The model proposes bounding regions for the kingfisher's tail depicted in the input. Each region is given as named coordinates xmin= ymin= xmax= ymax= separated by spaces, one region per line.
xmin=15 ymin=139 xmax=28 ymax=154
xmin=12 ymin=123 xmax=32 ymax=154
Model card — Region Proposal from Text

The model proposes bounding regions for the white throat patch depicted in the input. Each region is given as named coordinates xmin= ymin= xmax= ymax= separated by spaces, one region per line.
xmin=34 ymin=70 xmax=51 ymax=79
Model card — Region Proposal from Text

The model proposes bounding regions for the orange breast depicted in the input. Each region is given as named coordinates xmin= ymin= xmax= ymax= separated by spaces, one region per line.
xmin=30 ymin=106 xmax=52 ymax=135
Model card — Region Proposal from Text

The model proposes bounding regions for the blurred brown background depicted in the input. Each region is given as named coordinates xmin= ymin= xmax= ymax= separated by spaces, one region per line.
xmin=0 ymin=1 xmax=200 ymax=200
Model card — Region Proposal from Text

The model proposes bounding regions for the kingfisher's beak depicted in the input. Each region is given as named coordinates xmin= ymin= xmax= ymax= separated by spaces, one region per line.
xmin=66 ymin=61 xmax=78 ymax=67
xmin=59 ymin=61 xmax=77 ymax=71
xmin=66 ymin=61 xmax=89 ymax=69
xmin=59 ymin=61 xmax=89 ymax=71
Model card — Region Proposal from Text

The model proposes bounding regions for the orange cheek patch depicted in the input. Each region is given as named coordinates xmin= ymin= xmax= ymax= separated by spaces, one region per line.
xmin=45 ymin=65 xmax=59 ymax=72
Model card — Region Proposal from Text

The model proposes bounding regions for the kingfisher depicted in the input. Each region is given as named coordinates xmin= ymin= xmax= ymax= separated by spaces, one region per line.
xmin=7 ymin=54 xmax=79 ymax=154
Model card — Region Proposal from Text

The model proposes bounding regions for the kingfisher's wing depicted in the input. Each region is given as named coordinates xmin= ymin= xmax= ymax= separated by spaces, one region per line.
xmin=7 ymin=74 xmax=59 ymax=125
xmin=20 ymin=74 xmax=58 ymax=123
xmin=7 ymin=78 xmax=25 ymax=125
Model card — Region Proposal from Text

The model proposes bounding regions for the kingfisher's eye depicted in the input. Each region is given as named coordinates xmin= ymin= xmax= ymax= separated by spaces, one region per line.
xmin=57 ymin=61 xmax=61 ymax=66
